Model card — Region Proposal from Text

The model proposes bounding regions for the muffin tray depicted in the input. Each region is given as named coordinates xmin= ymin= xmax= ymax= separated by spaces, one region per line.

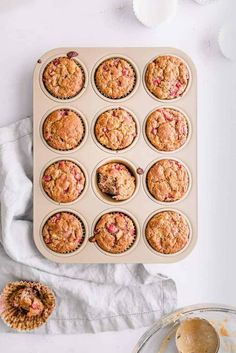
xmin=33 ymin=47 xmax=197 ymax=263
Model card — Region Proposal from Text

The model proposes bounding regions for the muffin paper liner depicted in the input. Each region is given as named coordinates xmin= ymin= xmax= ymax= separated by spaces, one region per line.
xmin=41 ymin=55 xmax=87 ymax=101
xmin=90 ymin=211 xmax=139 ymax=255
xmin=42 ymin=211 xmax=86 ymax=255
xmin=0 ymin=281 xmax=56 ymax=332
xmin=93 ymin=56 xmax=138 ymax=101
xmin=42 ymin=108 xmax=87 ymax=152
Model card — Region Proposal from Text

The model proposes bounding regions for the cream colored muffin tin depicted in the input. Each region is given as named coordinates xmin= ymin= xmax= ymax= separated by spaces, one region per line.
xmin=33 ymin=47 xmax=197 ymax=263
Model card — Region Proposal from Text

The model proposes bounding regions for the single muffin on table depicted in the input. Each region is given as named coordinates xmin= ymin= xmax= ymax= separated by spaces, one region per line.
xmin=95 ymin=108 xmax=137 ymax=150
xmin=97 ymin=162 xmax=136 ymax=201
xmin=42 ymin=212 xmax=85 ymax=254
xmin=145 ymin=210 xmax=190 ymax=254
xmin=145 ymin=55 xmax=190 ymax=100
xmin=43 ymin=109 xmax=85 ymax=151
xmin=42 ymin=160 xmax=86 ymax=203
xmin=90 ymin=212 xmax=137 ymax=254
xmin=0 ymin=281 xmax=56 ymax=331
xmin=43 ymin=56 xmax=85 ymax=99
xmin=95 ymin=58 xmax=136 ymax=99
xmin=146 ymin=107 xmax=189 ymax=152
xmin=147 ymin=159 xmax=190 ymax=202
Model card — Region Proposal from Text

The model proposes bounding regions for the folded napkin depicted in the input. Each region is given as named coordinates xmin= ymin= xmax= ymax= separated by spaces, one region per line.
xmin=0 ymin=117 xmax=177 ymax=334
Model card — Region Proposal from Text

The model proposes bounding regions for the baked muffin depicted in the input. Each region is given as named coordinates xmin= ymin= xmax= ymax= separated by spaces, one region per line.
xmin=95 ymin=108 xmax=137 ymax=150
xmin=42 ymin=212 xmax=85 ymax=254
xmin=43 ymin=56 xmax=85 ymax=99
xmin=145 ymin=55 xmax=190 ymax=100
xmin=90 ymin=212 xmax=136 ymax=254
xmin=95 ymin=58 xmax=136 ymax=99
xmin=147 ymin=159 xmax=189 ymax=202
xmin=43 ymin=109 xmax=85 ymax=151
xmin=97 ymin=162 xmax=135 ymax=201
xmin=42 ymin=160 xmax=86 ymax=203
xmin=146 ymin=108 xmax=189 ymax=152
xmin=145 ymin=211 xmax=190 ymax=254
xmin=0 ymin=281 xmax=56 ymax=331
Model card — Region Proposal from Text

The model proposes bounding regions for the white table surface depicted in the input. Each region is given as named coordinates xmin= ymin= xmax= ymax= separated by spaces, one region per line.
xmin=0 ymin=0 xmax=235 ymax=351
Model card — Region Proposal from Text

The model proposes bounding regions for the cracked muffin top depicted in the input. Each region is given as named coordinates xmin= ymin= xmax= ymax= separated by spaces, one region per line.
xmin=147 ymin=159 xmax=190 ymax=202
xmin=90 ymin=212 xmax=136 ymax=254
xmin=95 ymin=58 xmax=136 ymax=99
xmin=42 ymin=160 xmax=86 ymax=203
xmin=145 ymin=55 xmax=190 ymax=100
xmin=97 ymin=162 xmax=136 ymax=201
xmin=42 ymin=212 xmax=84 ymax=253
xmin=95 ymin=108 xmax=137 ymax=150
xmin=43 ymin=56 xmax=85 ymax=99
xmin=145 ymin=211 xmax=190 ymax=254
xmin=145 ymin=108 xmax=189 ymax=152
xmin=43 ymin=109 xmax=85 ymax=151
xmin=0 ymin=281 xmax=56 ymax=331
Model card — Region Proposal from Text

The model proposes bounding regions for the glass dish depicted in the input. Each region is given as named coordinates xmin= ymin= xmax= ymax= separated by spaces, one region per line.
xmin=133 ymin=304 xmax=236 ymax=353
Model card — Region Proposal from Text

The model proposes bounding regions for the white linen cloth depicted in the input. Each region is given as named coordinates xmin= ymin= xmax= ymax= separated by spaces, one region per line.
xmin=0 ymin=117 xmax=177 ymax=334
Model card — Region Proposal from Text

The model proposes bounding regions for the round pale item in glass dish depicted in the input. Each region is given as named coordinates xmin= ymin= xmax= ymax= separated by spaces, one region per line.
xmin=94 ymin=108 xmax=137 ymax=150
xmin=145 ymin=107 xmax=189 ymax=152
xmin=43 ymin=109 xmax=85 ymax=151
xmin=42 ymin=56 xmax=85 ymax=99
xmin=90 ymin=212 xmax=136 ymax=254
xmin=42 ymin=160 xmax=86 ymax=203
xmin=0 ymin=281 xmax=56 ymax=331
xmin=147 ymin=159 xmax=189 ymax=202
xmin=42 ymin=212 xmax=84 ymax=254
xmin=145 ymin=210 xmax=190 ymax=254
xmin=97 ymin=162 xmax=136 ymax=201
xmin=145 ymin=55 xmax=190 ymax=100
xmin=95 ymin=58 xmax=136 ymax=99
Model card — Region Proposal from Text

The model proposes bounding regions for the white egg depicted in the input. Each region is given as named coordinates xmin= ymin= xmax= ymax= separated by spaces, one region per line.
xmin=133 ymin=0 xmax=178 ymax=28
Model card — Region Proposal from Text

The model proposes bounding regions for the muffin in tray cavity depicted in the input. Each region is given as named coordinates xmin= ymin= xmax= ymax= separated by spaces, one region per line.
xmin=145 ymin=210 xmax=190 ymax=254
xmin=42 ymin=212 xmax=85 ymax=254
xmin=90 ymin=212 xmax=137 ymax=254
xmin=145 ymin=55 xmax=190 ymax=100
xmin=147 ymin=159 xmax=190 ymax=202
xmin=42 ymin=160 xmax=86 ymax=203
xmin=43 ymin=56 xmax=85 ymax=99
xmin=95 ymin=58 xmax=136 ymax=99
xmin=146 ymin=107 xmax=189 ymax=152
xmin=43 ymin=109 xmax=85 ymax=151
xmin=97 ymin=162 xmax=136 ymax=201
xmin=95 ymin=108 xmax=137 ymax=151
xmin=0 ymin=281 xmax=56 ymax=331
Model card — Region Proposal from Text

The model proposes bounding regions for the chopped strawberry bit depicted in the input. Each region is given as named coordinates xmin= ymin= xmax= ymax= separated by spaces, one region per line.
xmin=55 ymin=213 xmax=61 ymax=220
xmin=176 ymin=81 xmax=182 ymax=89
xmin=122 ymin=68 xmax=129 ymax=76
xmin=67 ymin=51 xmax=78 ymax=59
xmin=181 ymin=126 xmax=188 ymax=135
xmin=103 ymin=64 xmax=109 ymax=72
xmin=53 ymin=58 xmax=60 ymax=66
xmin=115 ymin=164 xmax=122 ymax=171
xmin=153 ymin=78 xmax=161 ymax=85
xmin=103 ymin=127 xmax=108 ymax=132
xmin=107 ymin=223 xmax=118 ymax=234
xmin=152 ymin=128 xmax=158 ymax=135
xmin=137 ymin=167 xmax=144 ymax=175
xmin=114 ymin=59 xmax=120 ymax=67
xmin=176 ymin=162 xmax=182 ymax=169
xmin=130 ymin=228 xmax=135 ymax=236
xmin=112 ymin=110 xmax=118 ymax=117
xmin=64 ymin=187 xmax=70 ymax=193
xmin=74 ymin=173 xmax=81 ymax=181
xmin=43 ymin=175 xmax=51 ymax=182
xmin=59 ymin=161 xmax=65 ymax=168
xmin=31 ymin=302 xmax=39 ymax=310
xmin=163 ymin=111 xmax=173 ymax=121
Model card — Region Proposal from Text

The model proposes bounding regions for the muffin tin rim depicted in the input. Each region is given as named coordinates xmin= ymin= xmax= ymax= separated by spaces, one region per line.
xmin=143 ymin=53 xmax=192 ymax=103
xmin=91 ymin=156 xmax=141 ymax=205
xmin=91 ymin=105 xmax=140 ymax=154
xmin=40 ymin=157 xmax=89 ymax=205
xmin=39 ymin=52 xmax=88 ymax=102
xmin=143 ymin=157 xmax=192 ymax=206
xmin=39 ymin=106 xmax=89 ymax=154
xmin=39 ymin=208 xmax=89 ymax=257
xmin=91 ymin=208 xmax=140 ymax=257
xmin=143 ymin=105 xmax=192 ymax=154
xmin=143 ymin=208 xmax=193 ymax=257
xmin=91 ymin=53 xmax=140 ymax=103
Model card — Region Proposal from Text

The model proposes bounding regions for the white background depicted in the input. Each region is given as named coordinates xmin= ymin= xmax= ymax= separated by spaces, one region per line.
xmin=0 ymin=0 xmax=236 ymax=351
